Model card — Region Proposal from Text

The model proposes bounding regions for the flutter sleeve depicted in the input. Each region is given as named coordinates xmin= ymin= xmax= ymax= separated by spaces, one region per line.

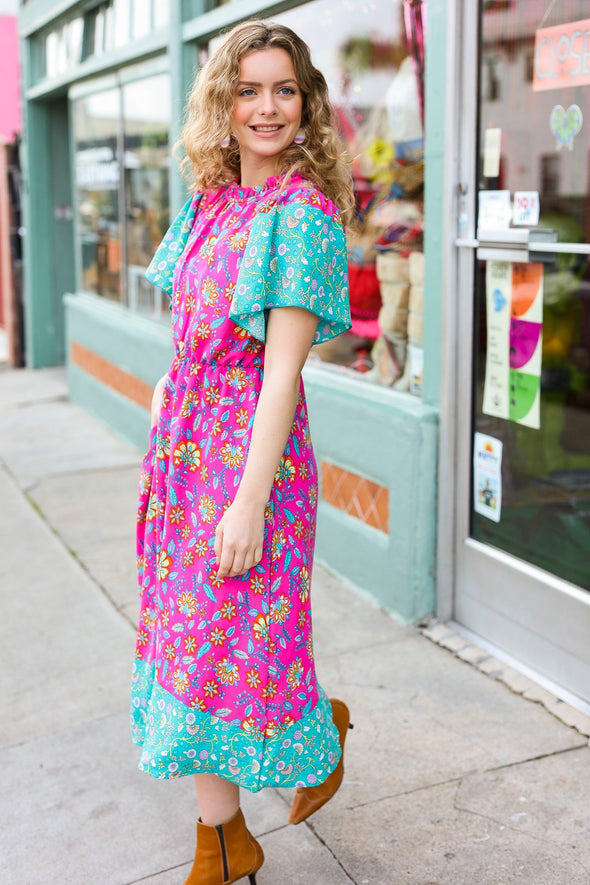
xmin=145 ymin=192 xmax=202 ymax=295
xmin=229 ymin=196 xmax=351 ymax=344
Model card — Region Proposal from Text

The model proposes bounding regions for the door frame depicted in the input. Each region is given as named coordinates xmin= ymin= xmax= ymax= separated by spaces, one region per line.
xmin=441 ymin=0 xmax=590 ymax=712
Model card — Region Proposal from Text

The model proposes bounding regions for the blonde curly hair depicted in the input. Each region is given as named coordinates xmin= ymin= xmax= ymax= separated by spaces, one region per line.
xmin=179 ymin=20 xmax=355 ymax=227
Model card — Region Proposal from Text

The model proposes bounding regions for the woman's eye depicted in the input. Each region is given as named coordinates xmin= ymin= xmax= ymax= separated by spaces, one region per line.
xmin=239 ymin=88 xmax=256 ymax=97
xmin=279 ymin=87 xmax=296 ymax=95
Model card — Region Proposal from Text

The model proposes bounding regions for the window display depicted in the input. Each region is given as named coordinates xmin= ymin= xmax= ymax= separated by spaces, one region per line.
xmin=274 ymin=0 xmax=427 ymax=394
xmin=73 ymin=73 xmax=170 ymax=316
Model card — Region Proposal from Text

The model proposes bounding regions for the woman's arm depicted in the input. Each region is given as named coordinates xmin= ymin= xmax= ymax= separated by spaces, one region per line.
xmin=150 ymin=373 xmax=170 ymax=427
xmin=214 ymin=306 xmax=318 ymax=578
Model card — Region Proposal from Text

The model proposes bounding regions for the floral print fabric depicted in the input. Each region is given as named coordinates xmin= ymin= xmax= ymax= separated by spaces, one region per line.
xmin=131 ymin=174 xmax=349 ymax=790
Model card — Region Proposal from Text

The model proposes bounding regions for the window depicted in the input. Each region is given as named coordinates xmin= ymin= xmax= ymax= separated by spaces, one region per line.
xmin=208 ymin=0 xmax=426 ymax=395
xmin=73 ymin=72 xmax=171 ymax=317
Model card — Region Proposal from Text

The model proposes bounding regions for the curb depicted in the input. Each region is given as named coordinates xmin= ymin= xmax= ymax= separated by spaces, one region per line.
xmin=421 ymin=621 xmax=590 ymax=745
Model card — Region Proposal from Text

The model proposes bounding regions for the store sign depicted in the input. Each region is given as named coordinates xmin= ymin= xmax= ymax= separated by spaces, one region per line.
xmin=533 ymin=18 xmax=590 ymax=91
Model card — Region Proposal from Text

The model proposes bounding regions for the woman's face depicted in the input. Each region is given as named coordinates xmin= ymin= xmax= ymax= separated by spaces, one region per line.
xmin=230 ymin=47 xmax=303 ymax=180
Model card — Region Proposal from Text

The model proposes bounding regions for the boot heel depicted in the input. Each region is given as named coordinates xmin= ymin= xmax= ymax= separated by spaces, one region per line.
xmin=248 ymin=875 xmax=257 ymax=885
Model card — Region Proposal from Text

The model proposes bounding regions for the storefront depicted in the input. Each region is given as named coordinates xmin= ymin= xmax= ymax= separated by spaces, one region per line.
xmin=19 ymin=1 xmax=590 ymax=707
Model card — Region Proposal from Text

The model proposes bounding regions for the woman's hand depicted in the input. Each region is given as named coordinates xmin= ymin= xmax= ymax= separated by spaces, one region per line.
xmin=214 ymin=499 xmax=265 ymax=578
xmin=150 ymin=373 xmax=170 ymax=427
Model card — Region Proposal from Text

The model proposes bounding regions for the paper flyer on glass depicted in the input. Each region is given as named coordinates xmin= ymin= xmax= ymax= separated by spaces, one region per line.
xmin=473 ymin=433 xmax=503 ymax=523
xmin=483 ymin=261 xmax=543 ymax=430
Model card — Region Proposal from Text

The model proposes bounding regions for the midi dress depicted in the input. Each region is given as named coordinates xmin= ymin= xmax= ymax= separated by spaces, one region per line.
xmin=130 ymin=171 xmax=351 ymax=792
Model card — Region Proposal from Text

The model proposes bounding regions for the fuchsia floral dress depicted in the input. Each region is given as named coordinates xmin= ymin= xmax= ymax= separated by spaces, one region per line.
xmin=130 ymin=172 xmax=351 ymax=791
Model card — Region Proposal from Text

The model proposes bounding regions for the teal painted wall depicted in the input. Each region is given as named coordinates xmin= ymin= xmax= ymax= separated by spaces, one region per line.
xmin=304 ymin=367 xmax=438 ymax=622
xmin=65 ymin=293 xmax=173 ymax=449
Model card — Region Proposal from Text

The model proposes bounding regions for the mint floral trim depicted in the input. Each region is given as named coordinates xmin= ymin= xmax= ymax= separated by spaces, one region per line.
xmin=130 ymin=658 xmax=341 ymax=792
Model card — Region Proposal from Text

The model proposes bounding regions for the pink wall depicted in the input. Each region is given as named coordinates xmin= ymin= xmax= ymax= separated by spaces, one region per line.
xmin=0 ymin=16 xmax=21 ymax=141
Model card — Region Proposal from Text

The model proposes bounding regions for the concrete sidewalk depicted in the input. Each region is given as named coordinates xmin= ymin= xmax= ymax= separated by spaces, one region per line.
xmin=1 ymin=366 xmax=589 ymax=885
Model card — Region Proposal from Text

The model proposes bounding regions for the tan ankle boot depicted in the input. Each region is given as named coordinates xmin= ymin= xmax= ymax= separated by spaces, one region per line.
xmin=289 ymin=698 xmax=352 ymax=825
xmin=183 ymin=808 xmax=264 ymax=885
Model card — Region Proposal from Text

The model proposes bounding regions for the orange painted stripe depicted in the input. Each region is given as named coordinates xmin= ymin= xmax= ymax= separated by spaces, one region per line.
xmin=70 ymin=342 xmax=152 ymax=410
xmin=321 ymin=461 xmax=389 ymax=534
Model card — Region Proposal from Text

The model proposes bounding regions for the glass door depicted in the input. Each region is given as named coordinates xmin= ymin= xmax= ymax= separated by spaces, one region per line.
xmin=454 ymin=0 xmax=590 ymax=708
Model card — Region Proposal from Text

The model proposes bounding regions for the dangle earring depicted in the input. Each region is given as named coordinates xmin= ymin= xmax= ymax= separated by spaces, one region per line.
xmin=220 ymin=134 xmax=231 ymax=149
xmin=293 ymin=128 xmax=306 ymax=145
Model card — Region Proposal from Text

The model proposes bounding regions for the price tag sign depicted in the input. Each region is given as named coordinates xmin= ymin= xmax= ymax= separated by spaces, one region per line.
xmin=513 ymin=191 xmax=540 ymax=226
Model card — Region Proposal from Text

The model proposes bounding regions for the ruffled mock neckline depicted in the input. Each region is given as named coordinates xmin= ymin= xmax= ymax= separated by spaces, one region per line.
xmin=227 ymin=170 xmax=304 ymax=199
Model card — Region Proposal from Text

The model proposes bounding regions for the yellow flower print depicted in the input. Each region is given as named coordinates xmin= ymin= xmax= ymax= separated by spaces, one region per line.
xmin=210 ymin=626 xmax=227 ymax=647
xmin=219 ymin=599 xmax=236 ymax=620
xmin=220 ymin=442 xmax=245 ymax=469
xmin=177 ymin=591 xmax=198 ymax=616
xmin=185 ymin=294 xmax=196 ymax=312
xmin=287 ymin=658 xmax=304 ymax=688
xmin=271 ymin=594 xmax=291 ymax=623
xmin=147 ymin=494 xmax=164 ymax=521
xmin=215 ymin=657 xmax=240 ymax=685
xmin=185 ymin=635 xmax=197 ymax=654
xmin=275 ymin=456 xmax=296 ymax=487
xmin=200 ymin=465 xmax=210 ymax=482
xmin=139 ymin=469 xmax=151 ymax=495
xmin=271 ymin=528 xmax=287 ymax=561
xmin=169 ymin=505 xmax=185 ymax=525
xmin=246 ymin=668 xmax=261 ymax=689
xmin=298 ymin=565 xmax=310 ymax=603
xmin=198 ymin=494 xmax=216 ymax=523
xmin=156 ymin=550 xmax=172 ymax=581
xmin=298 ymin=463 xmax=309 ymax=480
xmin=173 ymin=670 xmax=190 ymax=693
xmin=181 ymin=525 xmax=192 ymax=540
xmin=191 ymin=696 xmax=207 ymax=712
xmin=233 ymin=324 xmax=248 ymax=338
xmin=253 ymin=613 xmax=271 ymax=643
xmin=306 ymin=636 xmax=314 ymax=659
xmin=195 ymin=539 xmax=208 ymax=557
xmin=156 ymin=434 xmax=170 ymax=460
xmin=298 ymin=610 xmax=307 ymax=629
xmin=164 ymin=643 xmax=176 ymax=661
xmin=250 ymin=574 xmax=265 ymax=595
xmin=241 ymin=716 xmax=258 ymax=732
xmin=137 ymin=628 xmax=148 ymax=646
xmin=210 ymin=572 xmax=225 ymax=588
xmin=173 ymin=440 xmax=201 ymax=471
xmin=211 ymin=420 xmax=223 ymax=436
xmin=309 ymin=487 xmax=317 ymax=507
xmin=203 ymin=679 xmax=219 ymax=698
xmin=196 ymin=321 xmax=210 ymax=340
xmin=161 ymin=610 xmax=170 ymax=627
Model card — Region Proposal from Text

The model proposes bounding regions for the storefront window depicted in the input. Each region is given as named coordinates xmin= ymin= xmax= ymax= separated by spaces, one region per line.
xmin=73 ymin=88 xmax=122 ymax=302
xmin=472 ymin=0 xmax=590 ymax=588
xmin=73 ymin=72 xmax=171 ymax=316
xmin=123 ymin=75 xmax=171 ymax=316
xmin=275 ymin=0 xmax=427 ymax=394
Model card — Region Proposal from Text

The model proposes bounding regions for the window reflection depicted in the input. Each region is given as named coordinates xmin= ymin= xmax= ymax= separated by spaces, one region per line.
xmin=123 ymin=75 xmax=171 ymax=317
xmin=74 ymin=89 xmax=122 ymax=302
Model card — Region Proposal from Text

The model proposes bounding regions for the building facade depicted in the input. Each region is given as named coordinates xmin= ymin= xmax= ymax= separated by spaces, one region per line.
xmin=19 ymin=0 xmax=590 ymax=710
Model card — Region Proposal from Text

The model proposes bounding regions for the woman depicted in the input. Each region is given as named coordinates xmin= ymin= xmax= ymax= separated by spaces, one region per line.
xmin=131 ymin=20 xmax=354 ymax=885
